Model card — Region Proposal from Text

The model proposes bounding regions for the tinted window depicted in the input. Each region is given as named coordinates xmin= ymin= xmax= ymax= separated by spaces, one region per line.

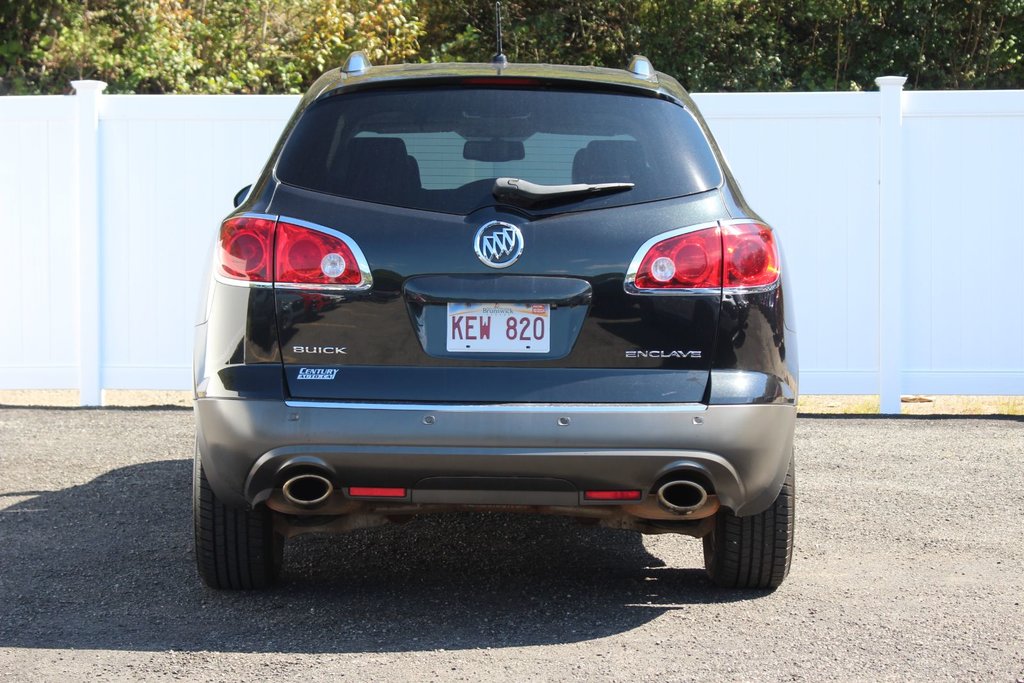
xmin=277 ymin=87 xmax=722 ymax=214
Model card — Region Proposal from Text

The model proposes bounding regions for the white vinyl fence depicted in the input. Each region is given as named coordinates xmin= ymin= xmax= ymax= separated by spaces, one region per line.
xmin=2 ymin=77 xmax=1023 ymax=411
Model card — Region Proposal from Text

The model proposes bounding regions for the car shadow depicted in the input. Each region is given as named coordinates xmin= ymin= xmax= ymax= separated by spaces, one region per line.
xmin=0 ymin=460 xmax=768 ymax=653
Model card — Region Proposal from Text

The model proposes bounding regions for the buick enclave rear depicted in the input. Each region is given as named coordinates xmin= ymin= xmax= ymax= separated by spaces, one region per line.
xmin=193 ymin=54 xmax=797 ymax=590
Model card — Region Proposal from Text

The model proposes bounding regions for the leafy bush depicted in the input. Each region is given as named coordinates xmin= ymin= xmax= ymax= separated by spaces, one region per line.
xmin=2 ymin=0 xmax=1021 ymax=94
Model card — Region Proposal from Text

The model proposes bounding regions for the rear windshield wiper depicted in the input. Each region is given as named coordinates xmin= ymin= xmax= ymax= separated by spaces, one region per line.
xmin=493 ymin=177 xmax=634 ymax=208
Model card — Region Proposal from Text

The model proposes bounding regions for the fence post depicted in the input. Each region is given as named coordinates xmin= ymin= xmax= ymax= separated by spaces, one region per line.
xmin=72 ymin=80 xmax=107 ymax=407
xmin=876 ymin=76 xmax=907 ymax=414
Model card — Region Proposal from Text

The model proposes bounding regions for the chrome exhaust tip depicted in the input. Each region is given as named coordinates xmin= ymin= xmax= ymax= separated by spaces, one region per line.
xmin=656 ymin=480 xmax=709 ymax=515
xmin=281 ymin=473 xmax=334 ymax=509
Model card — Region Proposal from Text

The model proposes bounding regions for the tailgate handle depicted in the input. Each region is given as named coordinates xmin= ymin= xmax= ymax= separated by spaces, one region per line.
xmin=404 ymin=275 xmax=591 ymax=306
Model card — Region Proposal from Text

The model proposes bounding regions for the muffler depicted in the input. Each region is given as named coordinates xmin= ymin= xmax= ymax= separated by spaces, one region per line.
xmin=656 ymin=480 xmax=709 ymax=515
xmin=281 ymin=473 xmax=334 ymax=509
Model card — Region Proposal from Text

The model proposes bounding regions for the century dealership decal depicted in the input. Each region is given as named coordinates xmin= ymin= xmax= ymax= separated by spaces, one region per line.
xmin=297 ymin=367 xmax=339 ymax=380
xmin=474 ymin=221 xmax=524 ymax=269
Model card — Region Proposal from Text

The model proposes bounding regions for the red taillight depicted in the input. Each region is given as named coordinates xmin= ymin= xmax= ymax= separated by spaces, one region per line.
xmin=722 ymin=222 xmax=780 ymax=288
xmin=634 ymin=226 xmax=722 ymax=290
xmin=584 ymin=490 xmax=643 ymax=501
xmin=630 ymin=221 xmax=780 ymax=291
xmin=348 ymin=487 xmax=407 ymax=498
xmin=218 ymin=216 xmax=274 ymax=282
xmin=275 ymin=220 xmax=363 ymax=286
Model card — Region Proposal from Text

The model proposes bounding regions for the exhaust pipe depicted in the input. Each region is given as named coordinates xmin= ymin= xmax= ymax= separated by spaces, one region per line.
xmin=656 ymin=480 xmax=709 ymax=515
xmin=281 ymin=473 xmax=334 ymax=509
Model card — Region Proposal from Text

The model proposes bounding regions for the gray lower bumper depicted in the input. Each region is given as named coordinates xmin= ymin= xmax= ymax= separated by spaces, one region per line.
xmin=195 ymin=399 xmax=795 ymax=517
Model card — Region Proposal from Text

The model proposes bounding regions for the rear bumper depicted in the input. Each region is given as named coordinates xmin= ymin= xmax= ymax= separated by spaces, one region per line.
xmin=195 ymin=398 xmax=795 ymax=517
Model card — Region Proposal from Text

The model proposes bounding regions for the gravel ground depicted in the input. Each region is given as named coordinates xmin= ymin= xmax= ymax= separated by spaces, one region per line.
xmin=0 ymin=408 xmax=1021 ymax=681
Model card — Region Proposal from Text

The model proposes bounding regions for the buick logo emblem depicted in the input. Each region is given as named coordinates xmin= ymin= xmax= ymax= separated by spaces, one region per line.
xmin=474 ymin=221 xmax=524 ymax=269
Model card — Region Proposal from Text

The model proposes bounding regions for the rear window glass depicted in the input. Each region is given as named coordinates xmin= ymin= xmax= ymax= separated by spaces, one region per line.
xmin=276 ymin=87 xmax=722 ymax=214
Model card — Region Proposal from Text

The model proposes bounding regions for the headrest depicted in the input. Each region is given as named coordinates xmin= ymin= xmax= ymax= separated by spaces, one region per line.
xmin=572 ymin=140 xmax=647 ymax=185
xmin=335 ymin=137 xmax=421 ymax=201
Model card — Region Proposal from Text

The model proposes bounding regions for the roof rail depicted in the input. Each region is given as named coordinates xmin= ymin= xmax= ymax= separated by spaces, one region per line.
xmin=627 ymin=55 xmax=655 ymax=80
xmin=343 ymin=51 xmax=372 ymax=75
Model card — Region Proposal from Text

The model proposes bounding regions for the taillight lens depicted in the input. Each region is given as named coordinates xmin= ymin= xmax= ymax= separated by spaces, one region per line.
xmin=634 ymin=226 xmax=722 ymax=289
xmin=217 ymin=214 xmax=370 ymax=289
xmin=274 ymin=220 xmax=363 ymax=286
xmin=722 ymin=222 xmax=780 ymax=288
xmin=218 ymin=216 xmax=274 ymax=282
xmin=630 ymin=221 xmax=780 ymax=291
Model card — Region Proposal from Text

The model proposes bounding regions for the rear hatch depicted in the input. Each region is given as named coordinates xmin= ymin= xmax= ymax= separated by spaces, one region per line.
xmin=268 ymin=83 xmax=726 ymax=403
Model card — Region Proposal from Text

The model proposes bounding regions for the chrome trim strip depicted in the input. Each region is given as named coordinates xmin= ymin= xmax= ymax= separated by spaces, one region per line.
xmin=274 ymin=281 xmax=371 ymax=293
xmin=228 ymin=211 xmax=278 ymax=222
xmin=284 ymin=400 xmax=707 ymax=413
xmin=214 ymin=273 xmax=274 ymax=289
xmin=722 ymin=282 xmax=780 ymax=296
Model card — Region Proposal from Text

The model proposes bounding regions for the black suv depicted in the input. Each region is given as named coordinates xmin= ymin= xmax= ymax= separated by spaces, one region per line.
xmin=193 ymin=52 xmax=797 ymax=590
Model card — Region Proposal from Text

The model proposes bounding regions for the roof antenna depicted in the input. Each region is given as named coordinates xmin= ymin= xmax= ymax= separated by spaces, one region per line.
xmin=491 ymin=1 xmax=508 ymax=68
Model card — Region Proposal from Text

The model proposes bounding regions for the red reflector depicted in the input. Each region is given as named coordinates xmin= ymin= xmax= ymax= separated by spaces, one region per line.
xmin=584 ymin=490 xmax=642 ymax=501
xmin=218 ymin=216 xmax=274 ymax=282
xmin=349 ymin=487 xmax=406 ymax=498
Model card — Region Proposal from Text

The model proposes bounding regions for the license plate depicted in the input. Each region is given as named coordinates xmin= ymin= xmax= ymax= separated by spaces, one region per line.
xmin=446 ymin=303 xmax=550 ymax=353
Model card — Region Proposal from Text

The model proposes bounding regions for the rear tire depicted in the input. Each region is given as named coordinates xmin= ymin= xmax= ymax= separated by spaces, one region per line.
xmin=193 ymin=445 xmax=283 ymax=589
xmin=703 ymin=456 xmax=795 ymax=589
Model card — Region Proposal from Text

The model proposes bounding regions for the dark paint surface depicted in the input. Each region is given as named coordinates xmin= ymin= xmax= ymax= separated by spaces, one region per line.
xmin=264 ymin=188 xmax=725 ymax=402
xmin=194 ymin=69 xmax=796 ymax=406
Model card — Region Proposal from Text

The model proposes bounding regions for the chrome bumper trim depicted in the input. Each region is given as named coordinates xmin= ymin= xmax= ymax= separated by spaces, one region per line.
xmin=283 ymin=400 xmax=707 ymax=413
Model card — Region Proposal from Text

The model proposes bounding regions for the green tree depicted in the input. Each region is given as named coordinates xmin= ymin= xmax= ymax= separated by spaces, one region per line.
xmin=420 ymin=0 xmax=1024 ymax=91
xmin=0 ymin=0 xmax=78 ymax=93
xmin=419 ymin=0 xmax=644 ymax=65
xmin=2 ymin=0 xmax=1022 ymax=93
xmin=2 ymin=0 xmax=423 ymax=94
xmin=637 ymin=0 xmax=1024 ymax=91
